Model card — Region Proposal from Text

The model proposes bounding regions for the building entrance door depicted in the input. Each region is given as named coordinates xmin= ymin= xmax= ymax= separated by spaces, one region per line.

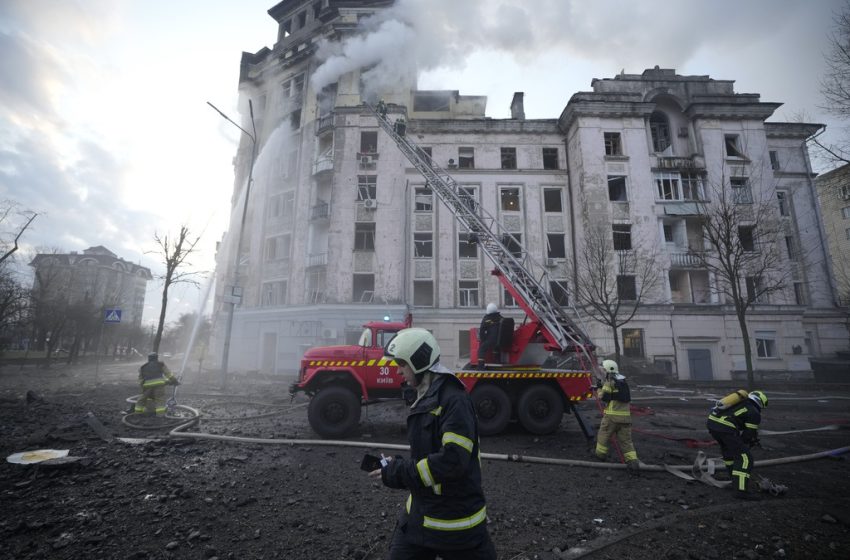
xmin=687 ymin=348 xmax=713 ymax=381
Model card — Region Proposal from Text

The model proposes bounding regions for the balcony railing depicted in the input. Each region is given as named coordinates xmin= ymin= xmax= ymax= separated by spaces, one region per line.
xmin=312 ymin=156 xmax=334 ymax=175
xmin=307 ymin=252 xmax=328 ymax=268
xmin=669 ymin=251 xmax=705 ymax=268
xmin=656 ymin=156 xmax=703 ymax=170
xmin=316 ymin=113 xmax=334 ymax=134
xmin=310 ymin=202 xmax=330 ymax=220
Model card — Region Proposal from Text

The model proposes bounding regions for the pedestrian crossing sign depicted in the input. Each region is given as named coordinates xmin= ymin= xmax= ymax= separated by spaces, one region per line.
xmin=104 ymin=308 xmax=122 ymax=323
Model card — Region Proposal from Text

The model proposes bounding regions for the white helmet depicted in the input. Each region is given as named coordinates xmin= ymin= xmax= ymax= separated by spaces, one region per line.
xmin=602 ymin=359 xmax=619 ymax=374
xmin=486 ymin=302 xmax=498 ymax=314
xmin=385 ymin=328 xmax=440 ymax=374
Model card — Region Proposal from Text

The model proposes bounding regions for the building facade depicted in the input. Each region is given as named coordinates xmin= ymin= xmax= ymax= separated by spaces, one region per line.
xmin=211 ymin=0 xmax=848 ymax=380
xmin=814 ymin=163 xmax=850 ymax=306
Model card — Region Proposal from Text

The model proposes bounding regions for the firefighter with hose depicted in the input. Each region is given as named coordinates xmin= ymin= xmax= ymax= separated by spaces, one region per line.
xmin=135 ymin=352 xmax=179 ymax=416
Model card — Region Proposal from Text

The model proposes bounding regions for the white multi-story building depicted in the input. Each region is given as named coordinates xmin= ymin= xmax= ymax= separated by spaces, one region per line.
xmin=212 ymin=0 xmax=848 ymax=380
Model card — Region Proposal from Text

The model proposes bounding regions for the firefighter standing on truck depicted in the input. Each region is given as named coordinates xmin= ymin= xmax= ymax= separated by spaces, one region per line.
xmin=594 ymin=359 xmax=640 ymax=474
xmin=477 ymin=303 xmax=502 ymax=369
xmin=369 ymin=328 xmax=496 ymax=560
xmin=135 ymin=352 xmax=178 ymax=416
xmin=707 ymin=390 xmax=768 ymax=500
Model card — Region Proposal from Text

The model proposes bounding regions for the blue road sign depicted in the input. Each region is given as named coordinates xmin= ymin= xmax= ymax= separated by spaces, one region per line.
xmin=104 ymin=308 xmax=122 ymax=323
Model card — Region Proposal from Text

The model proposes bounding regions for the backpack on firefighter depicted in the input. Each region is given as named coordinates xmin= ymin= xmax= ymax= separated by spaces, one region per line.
xmin=713 ymin=389 xmax=749 ymax=411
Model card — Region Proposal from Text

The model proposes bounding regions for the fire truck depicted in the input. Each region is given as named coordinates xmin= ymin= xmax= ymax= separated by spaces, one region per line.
xmin=290 ymin=103 xmax=600 ymax=439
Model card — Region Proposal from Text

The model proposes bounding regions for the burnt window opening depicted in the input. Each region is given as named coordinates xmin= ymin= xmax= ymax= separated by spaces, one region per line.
xmin=550 ymin=280 xmax=569 ymax=306
xmin=777 ymin=191 xmax=790 ymax=216
xmin=622 ymin=328 xmax=645 ymax=358
xmin=663 ymin=224 xmax=674 ymax=243
xmin=458 ymin=147 xmax=475 ymax=169
xmin=546 ymin=234 xmax=566 ymax=259
xmin=297 ymin=11 xmax=307 ymax=28
xmin=459 ymin=186 xmax=478 ymax=213
xmin=281 ymin=19 xmax=292 ymax=39
xmin=413 ymin=92 xmax=451 ymax=112
xmin=501 ymin=147 xmax=517 ymax=170
xmin=604 ymin=132 xmax=622 ymax=156
xmin=458 ymin=233 xmax=478 ymax=258
xmin=608 ymin=175 xmax=627 ymax=201
xmin=312 ymin=2 xmax=322 ymax=19
xmin=617 ymin=275 xmax=637 ymax=301
xmin=725 ymin=134 xmax=746 ymax=158
xmin=738 ymin=226 xmax=756 ymax=252
xmin=543 ymin=147 xmax=559 ymax=169
xmin=769 ymin=150 xmax=780 ymax=170
xmin=502 ymin=233 xmax=523 ymax=257
xmin=413 ymin=232 xmax=433 ymax=258
xmin=353 ymin=274 xmax=374 ymax=303
xmin=612 ymin=224 xmax=632 ymax=251
xmin=543 ymin=188 xmax=563 ymax=212
xmin=360 ymin=131 xmax=378 ymax=154
xmin=650 ymin=112 xmax=671 ymax=152
xmin=354 ymin=222 xmax=376 ymax=251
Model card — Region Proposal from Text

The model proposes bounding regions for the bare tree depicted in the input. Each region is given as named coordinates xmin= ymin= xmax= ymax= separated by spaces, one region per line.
xmin=568 ymin=222 xmax=662 ymax=363
xmin=150 ymin=226 xmax=202 ymax=353
xmin=0 ymin=200 xmax=37 ymax=265
xmin=689 ymin=175 xmax=789 ymax=389
xmin=29 ymin=254 xmax=71 ymax=363
xmin=0 ymin=260 xmax=29 ymax=349
xmin=813 ymin=1 xmax=850 ymax=165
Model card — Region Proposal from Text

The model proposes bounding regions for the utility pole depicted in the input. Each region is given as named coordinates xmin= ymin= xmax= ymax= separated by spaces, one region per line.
xmin=207 ymin=100 xmax=257 ymax=390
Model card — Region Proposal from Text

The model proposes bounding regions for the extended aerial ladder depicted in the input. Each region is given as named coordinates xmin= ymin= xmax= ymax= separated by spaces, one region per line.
xmin=368 ymin=105 xmax=598 ymax=371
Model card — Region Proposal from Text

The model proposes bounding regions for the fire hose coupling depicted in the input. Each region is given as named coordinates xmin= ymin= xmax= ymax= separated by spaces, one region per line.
xmin=756 ymin=475 xmax=788 ymax=496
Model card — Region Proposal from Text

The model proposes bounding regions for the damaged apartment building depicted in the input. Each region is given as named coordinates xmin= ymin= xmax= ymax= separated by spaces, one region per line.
xmin=211 ymin=0 xmax=847 ymax=381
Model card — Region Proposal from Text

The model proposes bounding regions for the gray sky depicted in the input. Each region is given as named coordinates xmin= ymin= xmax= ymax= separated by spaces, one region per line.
xmin=0 ymin=0 xmax=844 ymax=325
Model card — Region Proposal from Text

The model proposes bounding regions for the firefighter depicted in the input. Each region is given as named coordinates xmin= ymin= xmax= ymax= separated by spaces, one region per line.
xmin=135 ymin=352 xmax=178 ymax=416
xmin=707 ymin=390 xmax=768 ymax=500
xmin=594 ymin=359 xmax=640 ymax=474
xmin=477 ymin=303 xmax=502 ymax=369
xmin=370 ymin=328 xmax=496 ymax=559
xmin=377 ymin=98 xmax=388 ymax=119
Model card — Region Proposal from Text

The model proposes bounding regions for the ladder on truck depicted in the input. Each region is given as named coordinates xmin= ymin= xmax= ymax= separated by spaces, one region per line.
xmin=369 ymin=105 xmax=597 ymax=368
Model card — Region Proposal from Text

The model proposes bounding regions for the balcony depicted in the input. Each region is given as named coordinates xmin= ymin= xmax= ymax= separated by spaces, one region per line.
xmin=310 ymin=202 xmax=330 ymax=221
xmin=312 ymin=156 xmax=334 ymax=175
xmin=655 ymin=156 xmax=704 ymax=171
xmin=669 ymin=251 xmax=705 ymax=268
xmin=307 ymin=252 xmax=328 ymax=268
xmin=316 ymin=113 xmax=334 ymax=135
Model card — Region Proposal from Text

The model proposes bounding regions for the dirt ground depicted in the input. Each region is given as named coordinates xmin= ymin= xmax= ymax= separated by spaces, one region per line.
xmin=1 ymin=361 xmax=849 ymax=560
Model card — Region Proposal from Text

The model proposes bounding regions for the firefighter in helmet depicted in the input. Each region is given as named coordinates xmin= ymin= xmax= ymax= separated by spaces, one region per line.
xmin=476 ymin=303 xmax=502 ymax=369
xmin=594 ymin=359 xmax=640 ymax=474
xmin=135 ymin=352 xmax=178 ymax=416
xmin=369 ymin=328 xmax=496 ymax=559
xmin=707 ymin=390 xmax=768 ymax=500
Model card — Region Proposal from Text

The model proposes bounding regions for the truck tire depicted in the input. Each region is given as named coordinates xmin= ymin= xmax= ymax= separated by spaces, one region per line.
xmin=471 ymin=384 xmax=511 ymax=436
xmin=517 ymin=384 xmax=564 ymax=434
xmin=308 ymin=386 xmax=361 ymax=438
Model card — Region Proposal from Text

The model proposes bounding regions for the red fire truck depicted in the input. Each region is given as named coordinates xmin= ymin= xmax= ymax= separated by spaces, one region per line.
xmin=290 ymin=103 xmax=600 ymax=439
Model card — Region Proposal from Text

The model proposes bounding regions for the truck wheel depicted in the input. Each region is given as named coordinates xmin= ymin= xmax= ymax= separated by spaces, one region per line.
xmin=308 ymin=386 xmax=361 ymax=438
xmin=471 ymin=384 xmax=511 ymax=436
xmin=517 ymin=384 xmax=564 ymax=434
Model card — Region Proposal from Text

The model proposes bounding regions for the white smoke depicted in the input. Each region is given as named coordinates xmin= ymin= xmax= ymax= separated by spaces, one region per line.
xmin=310 ymin=0 xmax=815 ymax=98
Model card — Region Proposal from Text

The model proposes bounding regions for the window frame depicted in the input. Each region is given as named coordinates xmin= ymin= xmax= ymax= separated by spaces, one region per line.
xmin=500 ymin=186 xmax=521 ymax=212
xmin=725 ymin=134 xmax=746 ymax=158
xmin=458 ymin=147 xmax=475 ymax=169
xmin=354 ymin=222 xmax=376 ymax=252
xmin=650 ymin=112 xmax=671 ymax=153
xmin=357 ymin=175 xmax=377 ymax=201
xmin=612 ymin=224 xmax=633 ymax=251
xmin=608 ymin=175 xmax=628 ymax=202
xmin=458 ymin=280 xmax=480 ymax=308
xmin=543 ymin=187 xmax=563 ymax=213
xmin=617 ymin=275 xmax=637 ymax=301
xmin=458 ymin=233 xmax=478 ymax=259
xmin=730 ymin=177 xmax=753 ymax=204
xmin=414 ymin=186 xmax=433 ymax=212
xmin=500 ymin=147 xmax=517 ymax=170
xmin=622 ymin=328 xmax=645 ymax=358
xmin=604 ymin=132 xmax=622 ymax=156
xmin=542 ymin=147 xmax=559 ymax=169
xmin=755 ymin=331 xmax=778 ymax=358
xmin=413 ymin=232 xmax=433 ymax=258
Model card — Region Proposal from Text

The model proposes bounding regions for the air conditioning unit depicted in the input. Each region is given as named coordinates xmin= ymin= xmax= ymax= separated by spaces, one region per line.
xmin=360 ymin=155 xmax=371 ymax=165
xmin=363 ymin=198 xmax=378 ymax=209
xmin=321 ymin=328 xmax=337 ymax=339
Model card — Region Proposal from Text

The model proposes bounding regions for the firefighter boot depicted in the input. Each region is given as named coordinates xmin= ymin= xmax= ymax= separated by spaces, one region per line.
xmin=626 ymin=460 xmax=640 ymax=477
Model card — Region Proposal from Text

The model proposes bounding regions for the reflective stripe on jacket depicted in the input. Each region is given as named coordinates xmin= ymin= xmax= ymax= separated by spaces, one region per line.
xmin=382 ymin=371 xmax=489 ymax=550
xmin=598 ymin=378 xmax=631 ymax=420
xmin=707 ymin=400 xmax=761 ymax=442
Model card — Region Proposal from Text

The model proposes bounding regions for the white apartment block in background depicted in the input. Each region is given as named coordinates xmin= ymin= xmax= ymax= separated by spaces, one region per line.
xmin=814 ymin=164 xmax=850 ymax=307
xmin=211 ymin=0 xmax=848 ymax=381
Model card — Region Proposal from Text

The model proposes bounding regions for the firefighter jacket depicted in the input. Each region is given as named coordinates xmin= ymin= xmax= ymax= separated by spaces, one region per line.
xmin=598 ymin=378 xmax=631 ymax=423
xmin=138 ymin=360 xmax=175 ymax=389
xmin=707 ymin=400 xmax=761 ymax=443
xmin=478 ymin=312 xmax=502 ymax=347
xmin=382 ymin=367 xmax=488 ymax=550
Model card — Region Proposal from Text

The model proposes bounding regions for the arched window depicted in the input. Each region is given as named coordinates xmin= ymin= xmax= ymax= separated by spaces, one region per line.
xmin=649 ymin=111 xmax=671 ymax=152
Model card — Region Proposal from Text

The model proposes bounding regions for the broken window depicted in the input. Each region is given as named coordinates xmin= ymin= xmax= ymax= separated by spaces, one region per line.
xmin=612 ymin=224 xmax=632 ymax=251
xmin=731 ymin=177 xmax=752 ymax=204
xmin=546 ymin=234 xmax=566 ymax=259
xmin=413 ymin=92 xmax=451 ymax=112
xmin=500 ymin=187 xmax=521 ymax=211
xmin=725 ymin=134 xmax=746 ymax=158
xmin=501 ymin=147 xmax=517 ymax=170
xmin=650 ymin=112 xmax=671 ymax=152
xmin=543 ymin=188 xmax=562 ymax=212
xmin=738 ymin=226 xmax=755 ymax=251
xmin=458 ymin=233 xmax=478 ymax=258
xmin=550 ymin=280 xmax=569 ymax=305
xmin=459 ymin=281 xmax=479 ymax=307
xmin=357 ymin=176 xmax=376 ymax=201
xmin=353 ymin=274 xmax=374 ymax=303
xmin=280 ymin=19 xmax=292 ymax=39
xmin=297 ymin=11 xmax=307 ymax=28
xmin=617 ymin=275 xmax=637 ymax=301
xmin=777 ymin=191 xmax=790 ymax=216
xmin=608 ymin=175 xmax=627 ymax=201
xmin=413 ymin=280 xmax=434 ymax=306
xmin=459 ymin=186 xmax=478 ymax=213
xmin=622 ymin=328 xmax=645 ymax=358
xmin=663 ymin=223 xmax=674 ymax=243
xmin=755 ymin=330 xmax=776 ymax=357
xmin=604 ymin=132 xmax=622 ymax=156
xmin=354 ymin=222 xmax=375 ymax=251
xmin=360 ymin=131 xmax=378 ymax=154
xmin=502 ymin=233 xmax=523 ymax=257
xmin=415 ymin=187 xmax=433 ymax=212
xmin=413 ymin=233 xmax=433 ymax=258
xmin=655 ymin=173 xmax=681 ymax=200
xmin=261 ymin=280 xmax=288 ymax=307
xmin=681 ymin=172 xmax=704 ymax=201
xmin=769 ymin=150 xmax=780 ymax=170
xmin=458 ymin=147 xmax=475 ymax=169
xmin=543 ymin=147 xmax=559 ymax=170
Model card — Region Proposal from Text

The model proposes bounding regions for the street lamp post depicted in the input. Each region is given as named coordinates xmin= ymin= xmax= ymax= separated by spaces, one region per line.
xmin=207 ymin=99 xmax=257 ymax=390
